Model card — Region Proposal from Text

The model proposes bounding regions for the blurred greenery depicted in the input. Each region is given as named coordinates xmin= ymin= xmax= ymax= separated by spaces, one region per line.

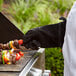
xmin=8 ymin=0 xmax=61 ymax=33
xmin=7 ymin=0 xmax=74 ymax=33
xmin=49 ymin=0 xmax=74 ymax=14
xmin=1 ymin=0 xmax=75 ymax=75
xmin=45 ymin=48 xmax=64 ymax=76
xmin=0 ymin=0 xmax=3 ymax=11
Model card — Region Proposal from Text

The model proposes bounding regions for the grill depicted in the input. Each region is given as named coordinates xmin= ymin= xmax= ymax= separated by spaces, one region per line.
xmin=0 ymin=12 xmax=45 ymax=76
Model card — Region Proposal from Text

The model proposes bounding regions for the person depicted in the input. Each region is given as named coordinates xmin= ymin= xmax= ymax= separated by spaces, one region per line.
xmin=23 ymin=17 xmax=66 ymax=49
xmin=23 ymin=2 xmax=76 ymax=76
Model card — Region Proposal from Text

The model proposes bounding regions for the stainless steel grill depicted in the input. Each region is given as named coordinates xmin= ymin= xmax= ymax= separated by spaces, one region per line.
xmin=0 ymin=48 xmax=44 ymax=76
xmin=0 ymin=12 xmax=45 ymax=76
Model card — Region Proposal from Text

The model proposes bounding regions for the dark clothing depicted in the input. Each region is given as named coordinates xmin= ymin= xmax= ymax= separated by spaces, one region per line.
xmin=23 ymin=17 xmax=66 ymax=49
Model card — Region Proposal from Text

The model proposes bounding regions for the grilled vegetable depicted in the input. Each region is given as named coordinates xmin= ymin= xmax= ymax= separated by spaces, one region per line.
xmin=9 ymin=49 xmax=14 ymax=54
xmin=19 ymin=51 xmax=24 ymax=56
xmin=7 ymin=62 xmax=11 ymax=64
xmin=16 ymin=53 xmax=21 ymax=61
xmin=2 ymin=51 xmax=5 ymax=64
xmin=18 ymin=39 xmax=23 ymax=45
xmin=4 ymin=55 xmax=9 ymax=63
xmin=9 ymin=41 xmax=16 ymax=49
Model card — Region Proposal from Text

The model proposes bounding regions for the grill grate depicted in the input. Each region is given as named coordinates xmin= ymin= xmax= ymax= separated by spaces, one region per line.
xmin=0 ymin=50 xmax=37 ymax=72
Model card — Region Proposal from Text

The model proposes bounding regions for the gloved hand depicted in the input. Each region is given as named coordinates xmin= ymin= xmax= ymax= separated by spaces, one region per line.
xmin=23 ymin=17 xmax=66 ymax=49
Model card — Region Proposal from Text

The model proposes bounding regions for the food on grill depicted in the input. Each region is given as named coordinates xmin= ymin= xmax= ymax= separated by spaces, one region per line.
xmin=0 ymin=39 xmax=24 ymax=64
xmin=0 ymin=39 xmax=25 ymax=50
xmin=0 ymin=49 xmax=24 ymax=64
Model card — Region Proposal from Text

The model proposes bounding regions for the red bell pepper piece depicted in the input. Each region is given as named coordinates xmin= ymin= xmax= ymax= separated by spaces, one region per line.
xmin=16 ymin=53 xmax=21 ymax=61
xmin=4 ymin=56 xmax=9 ymax=63
xmin=18 ymin=39 xmax=23 ymax=45
xmin=19 ymin=51 xmax=24 ymax=56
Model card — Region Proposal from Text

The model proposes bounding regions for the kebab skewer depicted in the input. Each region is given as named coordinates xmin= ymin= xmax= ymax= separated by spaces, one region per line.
xmin=0 ymin=49 xmax=24 ymax=64
xmin=0 ymin=39 xmax=23 ymax=50
xmin=0 ymin=39 xmax=24 ymax=64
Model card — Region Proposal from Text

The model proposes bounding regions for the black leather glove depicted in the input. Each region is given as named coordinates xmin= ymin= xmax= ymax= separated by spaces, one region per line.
xmin=23 ymin=17 xmax=66 ymax=49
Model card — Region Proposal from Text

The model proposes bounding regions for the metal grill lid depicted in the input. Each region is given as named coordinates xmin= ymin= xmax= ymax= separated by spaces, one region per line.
xmin=0 ymin=12 xmax=24 ymax=43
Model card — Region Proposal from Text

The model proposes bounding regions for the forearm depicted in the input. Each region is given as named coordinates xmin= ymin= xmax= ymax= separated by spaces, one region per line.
xmin=38 ymin=20 xmax=66 ymax=48
xmin=23 ymin=17 xmax=66 ymax=49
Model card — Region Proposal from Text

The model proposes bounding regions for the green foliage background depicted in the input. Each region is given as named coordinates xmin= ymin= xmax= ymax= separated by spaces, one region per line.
xmin=45 ymin=48 xmax=64 ymax=76
xmin=0 ymin=0 xmax=3 ymax=11
xmin=1 ymin=0 xmax=75 ymax=75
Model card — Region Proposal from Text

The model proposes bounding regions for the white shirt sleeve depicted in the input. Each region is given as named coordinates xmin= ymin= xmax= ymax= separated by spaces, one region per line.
xmin=62 ymin=1 xmax=76 ymax=76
